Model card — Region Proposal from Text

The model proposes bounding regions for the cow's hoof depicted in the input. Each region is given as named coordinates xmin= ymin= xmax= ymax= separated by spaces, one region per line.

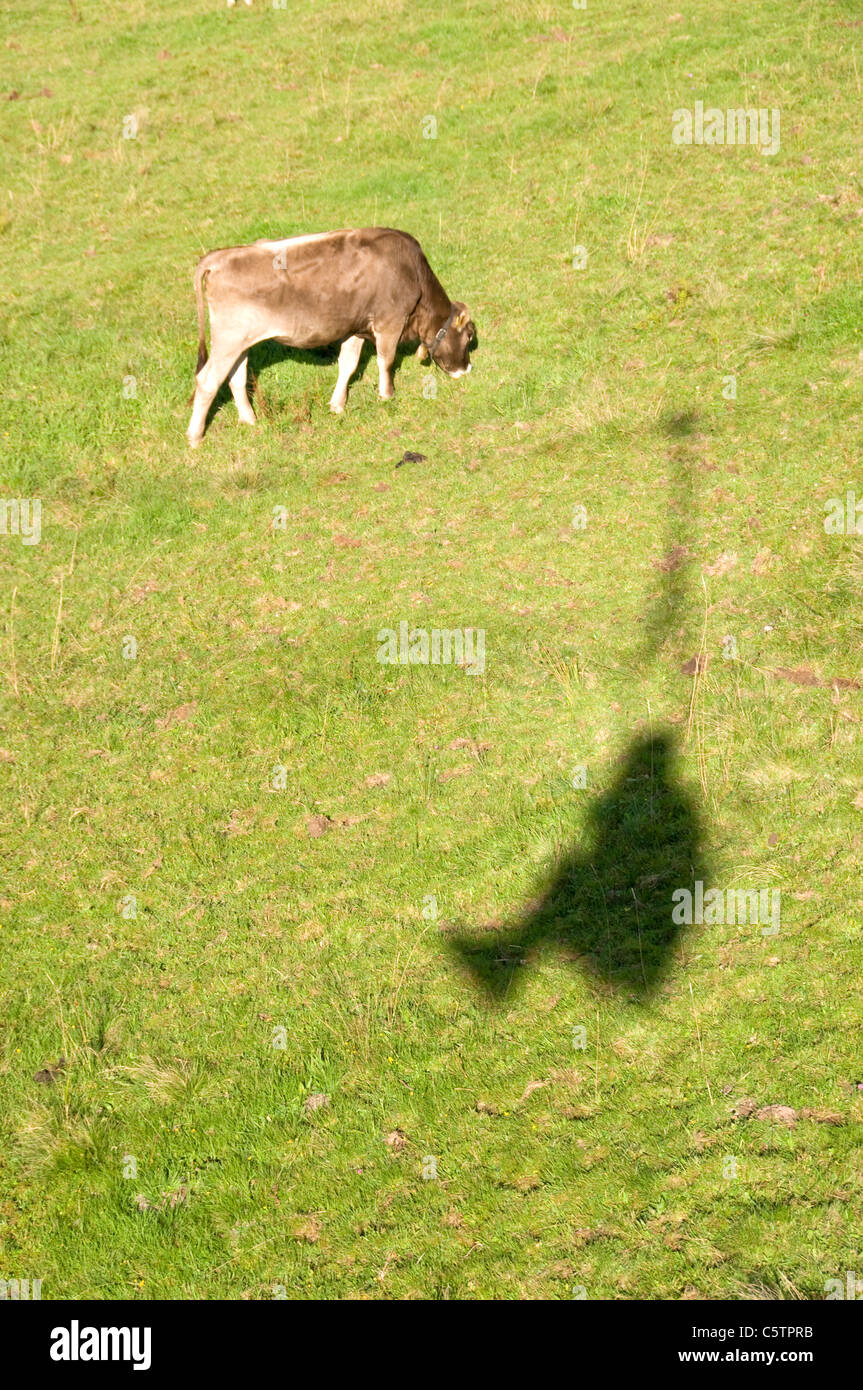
xmin=186 ymin=434 xmax=202 ymax=449
xmin=329 ymin=401 xmax=345 ymax=415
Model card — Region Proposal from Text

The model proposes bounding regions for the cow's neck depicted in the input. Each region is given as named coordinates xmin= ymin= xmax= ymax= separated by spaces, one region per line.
xmin=413 ymin=279 xmax=452 ymax=344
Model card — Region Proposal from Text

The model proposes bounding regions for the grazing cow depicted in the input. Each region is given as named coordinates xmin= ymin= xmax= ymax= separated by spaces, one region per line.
xmin=186 ymin=227 xmax=476 ymax=445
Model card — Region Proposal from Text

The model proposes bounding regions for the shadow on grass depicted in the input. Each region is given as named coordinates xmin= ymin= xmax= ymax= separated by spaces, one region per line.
xmin=204 ymin=326 xmax=477 ymax=427
xmin=244 ymin=339 xmax=414 ymax=418
xmin=638 ymin=409 xmax=700 ymax=660
xmin=447 ymin=728 xmax=708 ymax=1002
xmin=245 ymin=339 xmax=344 ymax=420
xmin=209 ymin=329 xmax=473 ymax=424
xmin=198 ymin=339 xmax=365 ymax=427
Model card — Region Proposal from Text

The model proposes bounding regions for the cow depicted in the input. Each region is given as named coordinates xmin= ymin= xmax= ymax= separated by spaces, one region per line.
xmin=186 ymin=227 xmax=476 ymax=446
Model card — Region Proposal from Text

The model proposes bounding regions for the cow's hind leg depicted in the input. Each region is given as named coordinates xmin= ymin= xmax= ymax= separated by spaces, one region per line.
xmin=186 ymin=344 xmax=246 ymax=447
xmin=329 ymin=335 xmax=364 ymax=414
xmin=228 ymin=352 xmax=257 ymax=426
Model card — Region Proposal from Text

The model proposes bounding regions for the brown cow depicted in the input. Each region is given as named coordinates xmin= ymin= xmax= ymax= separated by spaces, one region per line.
xmin=186 ymin=227 xmax=476 ymax=445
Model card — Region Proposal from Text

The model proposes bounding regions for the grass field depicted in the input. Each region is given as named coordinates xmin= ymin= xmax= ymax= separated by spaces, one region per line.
xmin=2 ymin=0 xmax=863 ymax=1300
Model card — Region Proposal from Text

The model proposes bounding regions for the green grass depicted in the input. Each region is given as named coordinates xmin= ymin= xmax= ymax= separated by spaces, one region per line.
xmin=1 ymin=0 xmax=863 ymax=1300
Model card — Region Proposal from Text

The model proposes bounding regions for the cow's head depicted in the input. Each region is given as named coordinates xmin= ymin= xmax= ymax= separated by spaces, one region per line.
xmin=422 ymin=303 xmax=476 ymax=377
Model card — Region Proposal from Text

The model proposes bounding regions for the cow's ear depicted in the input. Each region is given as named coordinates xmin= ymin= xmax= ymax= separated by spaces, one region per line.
xmin=453 ymin=307 xmax=469 ymax=330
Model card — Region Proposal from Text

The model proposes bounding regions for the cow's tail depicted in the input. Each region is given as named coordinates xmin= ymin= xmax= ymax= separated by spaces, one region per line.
xmin=194 ymin=257 xmax=211 ymax=373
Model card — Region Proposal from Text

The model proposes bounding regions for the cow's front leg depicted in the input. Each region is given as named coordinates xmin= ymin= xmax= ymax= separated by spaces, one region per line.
xmin=373 ymin=327 xmax=400 ymax=401
xmin=228 ymin=352 xmax=256 ymax=426
xmin=329 ymin=335 xmax=364 ymax=414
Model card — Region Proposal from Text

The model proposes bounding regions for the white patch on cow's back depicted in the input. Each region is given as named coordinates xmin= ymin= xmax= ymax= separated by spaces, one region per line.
xmin=254 ymin=231 xmax=345 ymax=254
